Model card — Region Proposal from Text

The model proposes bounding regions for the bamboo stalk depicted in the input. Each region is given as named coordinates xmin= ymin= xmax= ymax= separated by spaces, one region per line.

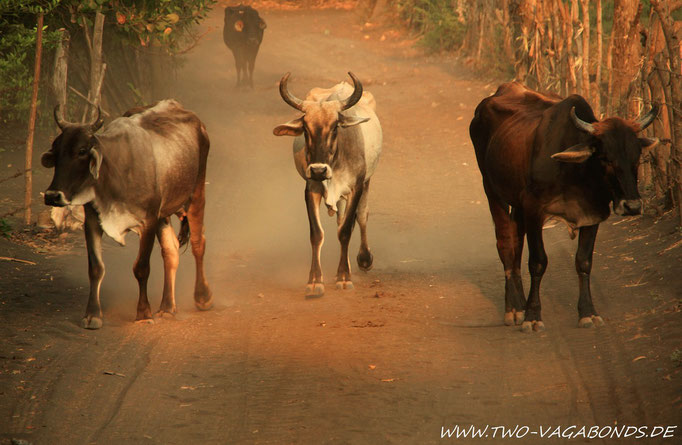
xmin=24 ymin=12 xmax=44 ymax=226
xmin=580 ymin=0 xmax=590 ymax=101
xmin=651 ymin=0 xmax=682 ymax=226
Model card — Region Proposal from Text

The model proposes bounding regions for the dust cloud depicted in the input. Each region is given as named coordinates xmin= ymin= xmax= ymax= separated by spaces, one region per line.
xmin=55 ymin=8 xmax=498 ymax=321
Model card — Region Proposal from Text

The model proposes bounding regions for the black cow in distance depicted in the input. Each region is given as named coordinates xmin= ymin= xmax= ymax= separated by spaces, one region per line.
xmin=223 ymin=5 xmax=266 ymax=88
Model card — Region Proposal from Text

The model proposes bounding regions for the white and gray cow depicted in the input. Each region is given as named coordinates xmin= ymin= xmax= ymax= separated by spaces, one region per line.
xmin=274 ymin=72 xmax=382 ymax=297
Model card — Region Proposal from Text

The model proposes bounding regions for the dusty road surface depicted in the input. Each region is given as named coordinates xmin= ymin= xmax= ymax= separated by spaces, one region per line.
xmin=1 ymin=6 xmax=681 ymax=445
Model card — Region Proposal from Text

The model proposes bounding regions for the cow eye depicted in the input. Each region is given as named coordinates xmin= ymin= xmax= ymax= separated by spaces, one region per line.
xmin=78 ymin=147 xmax=88 ymax=156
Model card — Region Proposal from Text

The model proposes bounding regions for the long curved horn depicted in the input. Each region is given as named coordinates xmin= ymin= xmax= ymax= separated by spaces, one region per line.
xmin=340 ymin=71 xmax=363 ymax=111
xmin=54 ymin=104 xmax=68 ymax=130
xmin=634 ymin=104 xmax=659 ymax=131
xmin=279 ymin=72 xmax=305 ymax=112
xmin=90 ymin=106 xmax=104 ymax=132
xmin=570 ymin=107 xmax=596 ymax=134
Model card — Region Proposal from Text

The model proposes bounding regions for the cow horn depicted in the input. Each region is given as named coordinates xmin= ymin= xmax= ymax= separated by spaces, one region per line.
xmin=340 ymin=71 xmax=363 ymax=111
xmin=90 ymin=106 xmax=104 ymax=132
xmin=634 ymin=104 xmax=659 ymax=131
xmin=279 ymin=72 xmax=305 ymax=112
xmin=570 ymin=107 xmax=596 ymax=134
xmin=54 ymin=104 xmax=68 ymax=130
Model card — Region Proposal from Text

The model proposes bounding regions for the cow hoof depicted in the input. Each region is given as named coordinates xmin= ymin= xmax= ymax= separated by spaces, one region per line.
xmin=504 ymin=310 xmax=525 ymax=326
xmin=357 ymin=251 xmax=374 ymax=271
xmin=515 ymin=311 xmax=525 ymax=325
xmin=195 ymin=297 xmax=213 ymax=311
xmin=305 ymin=283 xmax=325 ymax=298
xmin=155 ymin=310 xmax=176 ymax=319
xmin=135 ymin=318 xmax=155 ymax=325
xmin=82 ymin=316 xmax=103 ymax=330
xmin=521 ymin=320 xmax=545 ymax=333
xmin=336 ymin=281 xmax=354 ymax=290
xmin=578 ymin=315 xmax=604 ymax=328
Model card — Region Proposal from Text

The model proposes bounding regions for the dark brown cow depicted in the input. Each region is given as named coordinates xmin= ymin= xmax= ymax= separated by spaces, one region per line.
xmin=470 ymin=82 xmax=658 ymax=332
xmin=42 ymin=100 xmax=212 ymax=329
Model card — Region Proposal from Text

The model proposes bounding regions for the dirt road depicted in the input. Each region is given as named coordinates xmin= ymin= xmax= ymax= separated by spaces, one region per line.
xmin=1 ymin=7 xmax=680 ymax=445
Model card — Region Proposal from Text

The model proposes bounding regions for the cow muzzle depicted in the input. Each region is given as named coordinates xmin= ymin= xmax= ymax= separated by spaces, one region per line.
xmin=306 ymin=163 xmax=332 ymax=181
xmin=44 ymin=190 xmax=69 ymax=207
xmin=614 ymin=199 xmax=642 ymax=216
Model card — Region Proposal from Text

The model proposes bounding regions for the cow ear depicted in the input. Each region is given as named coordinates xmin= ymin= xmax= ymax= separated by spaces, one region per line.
xmin=41 ymin=151 xmax=55 ymax=168
xmin=551 ymin=143 xmax=595 ymax=163
xmin=639 ymin=137 xmax=660 ymax=153
xmin=89 ymin=147 xmax=102 ymax=179
xmin=273 ymin=118 xmax=304 ymax=136
xmin=338 ymin=115 xmax=370 ymax=128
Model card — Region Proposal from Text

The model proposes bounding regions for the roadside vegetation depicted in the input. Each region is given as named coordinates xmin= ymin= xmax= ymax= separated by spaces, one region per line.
xmin=0 ymin=0 xmax=215 ymax=126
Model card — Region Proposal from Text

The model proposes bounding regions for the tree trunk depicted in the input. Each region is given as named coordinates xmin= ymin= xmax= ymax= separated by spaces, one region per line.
xmin=610 ymin=0 xmax=641 ymax=116
xmin=501 ymin=0 xmax=513 ymax=60
xmin=81 ymin=12 xmax=105 ymax=123
xmin=51 ymin=29 xmax=70 ymax=120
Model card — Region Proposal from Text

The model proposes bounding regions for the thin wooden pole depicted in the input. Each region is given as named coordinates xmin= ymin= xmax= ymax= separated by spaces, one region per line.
xmin=595 ymin=0 xmax=602 ymax=115
xmin=24 ymin=12 xmax=44 ymax=226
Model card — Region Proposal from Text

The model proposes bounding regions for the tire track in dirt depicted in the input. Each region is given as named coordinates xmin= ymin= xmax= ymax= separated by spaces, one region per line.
xmin=19 ymin=326 xmax=162 ymax=444
xmin=540 ymin=229 xmax=650 ymax=434
xmin=88 ymin=335 xmax=160 ymax=444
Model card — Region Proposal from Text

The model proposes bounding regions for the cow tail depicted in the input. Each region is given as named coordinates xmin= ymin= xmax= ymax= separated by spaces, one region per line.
xmin=177 ymin=217 xmax=190 ymax=249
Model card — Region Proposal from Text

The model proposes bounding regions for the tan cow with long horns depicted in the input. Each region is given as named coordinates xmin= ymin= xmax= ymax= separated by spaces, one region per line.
xmin=274 ymin=72 xmax=382 ymax=297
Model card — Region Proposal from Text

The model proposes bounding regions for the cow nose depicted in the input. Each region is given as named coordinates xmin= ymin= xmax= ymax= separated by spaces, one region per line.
xmin=623 ymin=199 xmax=642 ymax=215
xmin=44 ymin=190 xmax=67 ymax=207
xmin=310 ymin=165 xmax=327 ymax=177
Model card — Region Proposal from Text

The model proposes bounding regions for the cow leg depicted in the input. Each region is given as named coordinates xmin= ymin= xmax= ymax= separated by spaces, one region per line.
xmin=486 ymin=191 xmax=526 ymax=325
xmin=509 ymin=208 xmax=526 ymax=324
xmin=187 ymin=182 xmax=213 ymax=311
xmin=522 ymin=215 xmax=547 ymax=333
xmin=247 ymin=53 xmax=256 ymax=88
xmin=233 ymin=53 xmax=242 ymax=87
xmin=82 ymin=203 xmax=105 ymax=329
xmin=305 ymin=184 xmax=325 ymax=297
xmin=155 ymin=217 xmax=179 ymax=317
xmin=576 ymin=224 xmax=604 ymax=328
xmin=133 ymin=222 xmax=157 ymax=323
xmin=356 ymin=179 xmax=373 ymax=271
xmin=336 ymin=182 xmax=364 ymax=290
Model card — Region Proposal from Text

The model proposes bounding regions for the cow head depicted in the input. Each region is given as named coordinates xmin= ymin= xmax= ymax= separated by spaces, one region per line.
xmin=42 ymin=105 xmax=104 ymax=207
xmin=551 ymin=105 xmax=659 ymax=216
xmin=273 ymin=72 xmax=369 ymax=181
